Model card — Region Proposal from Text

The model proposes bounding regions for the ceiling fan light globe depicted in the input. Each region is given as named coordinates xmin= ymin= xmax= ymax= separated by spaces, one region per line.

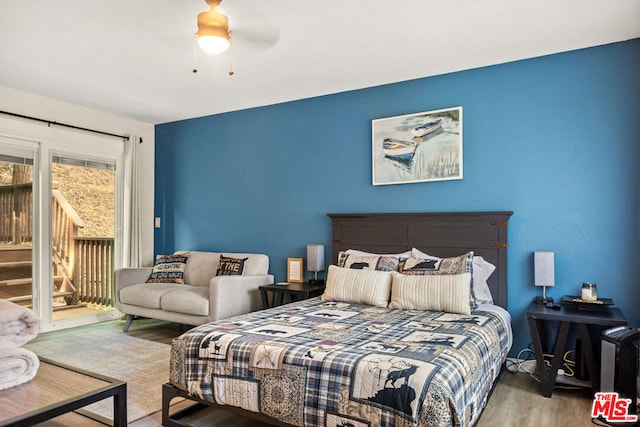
xmin=197 ymin=35 xmax=230 ymax=54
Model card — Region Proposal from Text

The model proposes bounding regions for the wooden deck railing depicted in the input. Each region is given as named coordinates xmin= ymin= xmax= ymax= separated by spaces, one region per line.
xmin=74 ymin=237 xmax=115 ymax=306
xmin=0 ymin=183 xmax=115 ymax=308
xmin=52 ymin=187 xmax=85 ymax=269
xmin=0 ymin=183 xmax=33 ymax=244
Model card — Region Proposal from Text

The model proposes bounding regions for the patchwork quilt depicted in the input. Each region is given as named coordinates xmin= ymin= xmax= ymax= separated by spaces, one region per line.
xmin=169 ymin=298 xmax=510 ymax=427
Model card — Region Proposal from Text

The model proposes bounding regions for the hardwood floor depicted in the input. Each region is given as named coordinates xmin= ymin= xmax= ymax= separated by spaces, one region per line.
xmin=477 ymin=370 xmax=595 ymax=427
xmin=34 ymin=319 xmax=598 ymax=427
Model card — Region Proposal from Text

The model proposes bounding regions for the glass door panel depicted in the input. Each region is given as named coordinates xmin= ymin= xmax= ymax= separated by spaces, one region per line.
xmin=50 ymin=155 xmax=116 ymax=321
xmin=0 ymin=155 xmax=34 ymax=310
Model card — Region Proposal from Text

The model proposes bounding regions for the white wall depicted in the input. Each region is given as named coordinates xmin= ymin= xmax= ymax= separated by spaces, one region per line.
xmin=0 ymin=85 xmax=155 ymax=265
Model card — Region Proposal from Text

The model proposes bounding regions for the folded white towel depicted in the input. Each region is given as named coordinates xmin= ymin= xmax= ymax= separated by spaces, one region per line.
xmin=0 ymin=347 xmax=40 ymax=390
xmin=0 ymin=299 xmax=40 ymax=348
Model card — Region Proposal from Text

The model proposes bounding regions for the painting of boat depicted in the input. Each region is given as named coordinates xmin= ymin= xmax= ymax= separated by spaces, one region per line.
xmin=372 ymin=106 xmax=462 ymax=185
xmin=383 ymin=138 xmax=418 ymax=160
xmin=411 ymin=119 xmax=442 ymax=138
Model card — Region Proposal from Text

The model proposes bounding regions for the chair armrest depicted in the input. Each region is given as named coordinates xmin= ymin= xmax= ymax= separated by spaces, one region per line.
xmin=209 ymin=274 xmax=275 ymax=320
xmin=115 ymin=267 xmax=153 ymax=291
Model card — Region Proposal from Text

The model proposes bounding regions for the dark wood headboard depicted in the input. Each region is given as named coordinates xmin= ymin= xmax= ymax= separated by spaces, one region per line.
xmin=327 ymin=211 xmax=513 ymax=310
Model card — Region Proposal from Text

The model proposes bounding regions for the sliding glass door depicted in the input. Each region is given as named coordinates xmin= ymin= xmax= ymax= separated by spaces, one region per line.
xmin=50 ymin=154 xmax=117 ymax=322
xmin=0 ymin=134 xmax=124 ymax=330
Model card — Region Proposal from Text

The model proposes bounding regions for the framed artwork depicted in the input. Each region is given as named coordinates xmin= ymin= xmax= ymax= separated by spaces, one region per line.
xmin=287 ymin=258 xmax=304 ymax=283
xmin=372 ymin=106 xmax=462 ymax=185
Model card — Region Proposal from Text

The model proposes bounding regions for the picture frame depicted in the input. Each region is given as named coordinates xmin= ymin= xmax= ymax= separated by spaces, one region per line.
xmin=287 ymin=258 xmax=304 ymax=283
xmin=372 ymin=106 xmax=462 ymax=185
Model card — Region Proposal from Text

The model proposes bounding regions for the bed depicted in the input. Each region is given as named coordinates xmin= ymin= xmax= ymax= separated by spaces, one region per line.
xmin=162 ymin=211 xmax=513 ymax=427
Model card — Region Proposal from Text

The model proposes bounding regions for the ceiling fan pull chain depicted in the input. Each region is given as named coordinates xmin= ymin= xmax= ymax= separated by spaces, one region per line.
xmin=228 ymin=34 xmax=234 ymax=76
xmin=192 ymin=33 xmax=199 ymax=74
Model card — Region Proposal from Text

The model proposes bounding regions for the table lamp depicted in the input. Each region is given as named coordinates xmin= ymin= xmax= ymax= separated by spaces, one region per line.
xmin=307 ymin=244 xmax=325 ymax=284
xmin=534 ymin=251 xmax=554 ymax=304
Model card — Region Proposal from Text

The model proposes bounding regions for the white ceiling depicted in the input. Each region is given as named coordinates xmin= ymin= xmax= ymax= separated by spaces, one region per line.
xmin=1 ymin=0 xmax=638 ymax=125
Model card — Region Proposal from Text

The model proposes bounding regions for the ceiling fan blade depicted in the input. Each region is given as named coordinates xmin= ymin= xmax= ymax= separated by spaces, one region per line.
xmin=219 ymin=3 xmax=280 ymax=53
xmin=231 ymin=26 xmax=280 ymax=52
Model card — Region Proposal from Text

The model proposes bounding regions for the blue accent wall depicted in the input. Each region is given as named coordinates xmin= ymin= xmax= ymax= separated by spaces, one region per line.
xmin=155 ymin=39 xmax=640 ymax=357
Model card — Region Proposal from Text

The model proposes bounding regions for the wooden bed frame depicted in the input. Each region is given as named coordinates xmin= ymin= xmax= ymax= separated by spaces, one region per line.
xmin=328 ymin=211 xmax=513 ymax=310
xmin=162 ymin=211 xmax=513 ymax=426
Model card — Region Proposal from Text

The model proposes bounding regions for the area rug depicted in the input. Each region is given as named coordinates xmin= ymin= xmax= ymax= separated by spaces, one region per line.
xmin=25 ymin=320 xmax=177 ymax=423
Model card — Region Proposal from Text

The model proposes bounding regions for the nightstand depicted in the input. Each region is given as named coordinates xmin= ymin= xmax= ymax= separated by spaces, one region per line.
xmin=526 ymin=301 xmax=627 ymax=397
xmin=259 ymin=282 xmax=326 ymax=309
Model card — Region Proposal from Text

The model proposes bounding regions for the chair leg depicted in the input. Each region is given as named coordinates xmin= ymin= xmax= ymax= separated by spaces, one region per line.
xmin=123 ymin=314 xmax=134 ymax=332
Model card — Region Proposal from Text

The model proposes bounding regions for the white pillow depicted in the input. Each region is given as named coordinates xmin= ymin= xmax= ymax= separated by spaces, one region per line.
xmin=321 ymin=265 xmax=393 ymax=307
xmin=472 ymin=256 xmax=496 ymax=305
xmin=411 ymin=248 xmax=496 ymax=306
xmin=388 ymin=272 xmax=471 ymax=314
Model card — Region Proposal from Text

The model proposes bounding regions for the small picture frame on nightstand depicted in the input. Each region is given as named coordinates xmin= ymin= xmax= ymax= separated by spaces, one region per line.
xmin=287 ymin=258 xmax=304 ymax=283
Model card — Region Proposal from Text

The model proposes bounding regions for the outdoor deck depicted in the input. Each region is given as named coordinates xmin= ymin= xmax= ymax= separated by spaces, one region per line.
xmin=0 ymin=182 xmax=114 ymax=311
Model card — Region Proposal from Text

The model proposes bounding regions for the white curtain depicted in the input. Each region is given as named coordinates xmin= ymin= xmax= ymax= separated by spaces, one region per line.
xmin=122 ymin=134 xmax=142 ymax=267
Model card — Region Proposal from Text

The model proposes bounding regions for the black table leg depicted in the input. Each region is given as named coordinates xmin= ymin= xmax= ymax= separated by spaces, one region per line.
xmin=527 ymin=316 xmax=546 ymax=385
xmin=260 ymin=289 xmax=270 ymax=309
xmin=113 ymin=383 xmax=127 ymax=426
xmin=577 ymin=323 xmax=599 ymax=390
xmin=275 ymin=291 xmax=284 ymax=306
xmin=540 ymin=321 xmax=571 ymax=397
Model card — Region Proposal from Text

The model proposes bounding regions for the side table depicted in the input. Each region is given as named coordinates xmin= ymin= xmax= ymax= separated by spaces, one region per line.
xmin=526 ymin=301 xmax=627 ymax=397
xmin=259 ymin=282 xmax=326 ymax=309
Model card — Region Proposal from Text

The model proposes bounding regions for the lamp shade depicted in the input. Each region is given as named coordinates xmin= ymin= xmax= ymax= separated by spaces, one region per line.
xmin=197 ymin=35 xmax=230 ymax=54
xmin=306 ymin=244 xmax=325 ymax=273
xmin=197 ymin=5 xmax=230 ymax=54
xmin=534 ymin=251 xmax=555 ymax=287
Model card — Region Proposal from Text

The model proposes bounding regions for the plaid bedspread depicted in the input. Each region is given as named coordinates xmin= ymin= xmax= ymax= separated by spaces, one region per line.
xmin=170 ymin=298 xmax=510 ymax=427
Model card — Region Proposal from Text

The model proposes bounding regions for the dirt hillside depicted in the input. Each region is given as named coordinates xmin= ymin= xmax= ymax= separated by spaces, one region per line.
xmin=0 ymin=163 xmax=114 ymax=237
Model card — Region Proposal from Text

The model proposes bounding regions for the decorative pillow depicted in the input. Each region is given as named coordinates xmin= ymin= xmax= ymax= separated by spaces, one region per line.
xmin=321 ymin=265 xmax=393 ymax=307
xmin=216 ymin=254 xmax=248 ymax=276
xmin=412 ymin=248 xmax=495 ymax=306
xmin=388 ymin=272 xmax=472 ymax=314
xmin=146 ymin=253 xmax=190 ymax=284
xmin=338 ymin=254 xmax=401 ymax=271
xmin=336 ymin=249 xmax=411 ymax=269
xmin=399 ymin=251 xmax=473 ymax=276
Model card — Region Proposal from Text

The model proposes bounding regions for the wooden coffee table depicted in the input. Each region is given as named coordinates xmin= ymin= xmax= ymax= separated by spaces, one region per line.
xmin=0 ymin=357 xmax=126 ymax=426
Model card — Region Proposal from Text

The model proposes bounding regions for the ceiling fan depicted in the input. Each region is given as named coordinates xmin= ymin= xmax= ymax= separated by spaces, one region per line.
xmin=196 ymin=0 xmax=231 ymax=55
xmin=193 ymin=0 xmax=280 ymax=75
